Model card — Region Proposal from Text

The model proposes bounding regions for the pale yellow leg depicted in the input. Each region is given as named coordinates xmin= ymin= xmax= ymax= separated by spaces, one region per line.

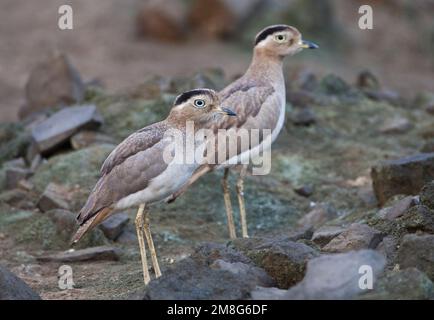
xmin=236 ymin=166 xmax=249 ymax=238
xmin=135 ymin=204 xmax=151 ymax=285
xmin=143 ymin=210 xmax=162 ymax=278
xmin=222 ymin=168 xmax=237 ymax=239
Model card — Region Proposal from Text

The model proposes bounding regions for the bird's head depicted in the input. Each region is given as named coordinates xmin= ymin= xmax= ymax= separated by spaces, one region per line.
xmin=254 ymin=24 xmax=319 ymax=58
xmin=169 ymin=88 xmax=236 ymax=126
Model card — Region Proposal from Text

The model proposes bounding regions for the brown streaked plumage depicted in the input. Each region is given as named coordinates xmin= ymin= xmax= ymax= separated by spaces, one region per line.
xmin=168 ymin=25 xmax=319 ymax=239
xmin=72 ymin=88 xmax=236 ymax=284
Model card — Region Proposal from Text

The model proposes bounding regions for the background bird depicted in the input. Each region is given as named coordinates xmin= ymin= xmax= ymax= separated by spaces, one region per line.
xmin=71 ymin=88 xmax=236 ymax=284
xmin=168 ymin=25 xmax=318 ymax=239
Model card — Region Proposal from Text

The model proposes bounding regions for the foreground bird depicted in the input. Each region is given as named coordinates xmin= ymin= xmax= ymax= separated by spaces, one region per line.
xmin=168 ymin=25 xmax=318 ymax=239
xmin=71 ymin=88 xmax=236 ymax=284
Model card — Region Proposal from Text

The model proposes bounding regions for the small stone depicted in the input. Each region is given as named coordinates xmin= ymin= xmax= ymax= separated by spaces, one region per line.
xmin=396 ymin=234 xmax=434 ymax=281
xmin=115 ymin=227 xmax=138 ymax=244
xmin=379 ymin=117 xmax=413 ymax=134
xmin=293 ymin=185 xmax=313 ymax=197
xmin=37 ymin=246 xmax=122 ymax=263
xmin=311 ymin=226 xmax=345 ymax=247
xmin=20 ymin=53 xmax=85 ymax=119
xmin=420 ymin=181 xmax=434 ymax=210
xmin=99 ymin=213 xmax=130 ymax=241
xmin=37 ymin=182 xmax=70 ymax=212
xmin=31 ymin=104 xmax=103 ymax=155
xmin=371 ymin=153 xmax=434 ymax=205
xmin=297 ymin=203 xmax=338 ymax=229
xmin=70 ymin=131 xmax=116 ymax=150
xmin=319 ymin=74 xmax=351 ymax=96
xmin=290 ymin=108 xmax=316 ymax=126
xmin=322 ymin=223 xmax=383 ymax=253
xmin=0 ymin=265 xmax=41 ymax=300
xmin=6 ymin=167 xmax=32 ymax=189
xmin=384 ymin=195 xmax=418 ymax=220
xmin=357 ymin=70 xmax=380 ymax=90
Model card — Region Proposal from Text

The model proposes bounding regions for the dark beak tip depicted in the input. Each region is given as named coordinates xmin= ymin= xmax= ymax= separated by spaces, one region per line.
xmin=222 ymin=107 xmax=237 ymax=116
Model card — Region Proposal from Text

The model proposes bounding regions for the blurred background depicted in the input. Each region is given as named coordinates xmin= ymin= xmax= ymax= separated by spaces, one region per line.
xmin=0 ymin=0 xmax=433 ymax=122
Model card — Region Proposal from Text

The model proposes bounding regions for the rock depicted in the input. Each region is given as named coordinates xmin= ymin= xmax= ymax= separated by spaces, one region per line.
xmin=284 ymin=250 xmax=386 ymax=299
xmin=188 ymin=0 xmax=264 ymax=38
xmin=0 ymin=123 xmax=31 ymax=165
xmin=37 ymin=182 xmax=70 ymax=212
xmin=398 ymin=205 xmax=434 ymax=234
xmin=250 ymin=286 xmax=289 ymax=300
xmin=135 ymin=0 xmax=188 ymax=42
xmin=0 ymin=265 xmax=41 ymax=300
xmin=322 ymin=223 xmax=384 ymax=253
xmin=289 ymin=108 xmax=316 ymax=126
xmin=3 ymin=158 xmax=26 ymax=169
xmin=319 ymin=74 xmax=351 ymax=96
xmin=371 ymin=153 xmax=434 ymax=205
xmin=46 ymin=209 xmax=77 ymax=234
xmin=37 ymin=246 xmax=122 ymax=263
xmin=20 ymin=53 xmax=85 ymax=119
xmin=115 ymin=226 xmax=138 ymax=244
xmin=192 ymin=242 xmax=251 ymax=265
xmin=362 ymin=268 xmax=433 ymax=300
xmin=0 ymin=189 xmax=35 ymax=209
xmin=70 ymin=131 xmax=115 ymax=150
xmin=364 ymin=89 xmax=401 ymax=105
xmin=293 ymin=185 xmax=314 ymax=197
xmin=297 ymin=203 xmax=338 ymax=229
xmin=31 ymin=104 xmax=103 ymax=155
xmin=6 ymin=167 xmax=32 ymax=189
xmin=396 ymin=234 xmax=434 ymax=280
xmin=231 ymin=236 xmax=319 ymax=288
xmin=30 ymin=154 xmax=43 ymax=172
xmin=376 ymin=235 xmax=398 ymax=266
xmin=357 ymin=70 xmax=380 ymax=90
xmin=379 ymin=117 xmax=413 ymax=134
xmin=311 ymin=226 xmax=345 ymax=247
xmin=384 ymin=195 xmax=418 ymax=220
xmin=99 ymin=213 xmax=130 ymax=241
xmin=420 ymin=181 xmax=434 ymax=210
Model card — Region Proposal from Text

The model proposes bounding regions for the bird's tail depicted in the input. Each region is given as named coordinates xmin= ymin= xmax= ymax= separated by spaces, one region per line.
xmin=71 ymin=207 xmax=113 ymax=245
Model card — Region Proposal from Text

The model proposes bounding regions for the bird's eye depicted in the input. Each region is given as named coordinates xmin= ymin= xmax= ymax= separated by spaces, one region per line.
xmin=193 ymin=99 xmax=206 ymax=108
xmin=274 ymin=34 xmax=287 ymax=42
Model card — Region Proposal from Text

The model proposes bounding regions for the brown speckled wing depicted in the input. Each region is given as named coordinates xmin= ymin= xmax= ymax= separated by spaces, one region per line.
xmin=77 ymin=122 xmax=170 ymax=225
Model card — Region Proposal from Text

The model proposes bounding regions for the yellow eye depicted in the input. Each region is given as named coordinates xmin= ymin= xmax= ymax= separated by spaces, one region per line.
xmin=274 ymin=34 xmax=287 ymax=43
xmin=193 ymin=99 xmax=206 ymax=108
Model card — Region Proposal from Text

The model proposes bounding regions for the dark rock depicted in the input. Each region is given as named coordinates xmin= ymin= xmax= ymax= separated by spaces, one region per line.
xmin=376 ymin=236 xmax=398 ymax=266
xmin=311 ymin=226 xmax=345 ymax=247
xmin=37 ymin=182 xmax=70 ymax=212
xmin=37 ymin=246 xmax=122 ymax=263
xmin=362 ymin=268 xmax=433 ymax=300
xmin=0 ymin=265 xmax=41 ymax=300
xmin=420 ymin=181 xmax=434 ymax=210
xmin=115 ymin=225 xmax=138 ymax=244
xmin=396 ymin=234 xmax=434 ymax=280
xmin=46 ymin=209 xmax=77 ymax=234
xmin=322 ymin=223 xmax=384 ymax=253
xmin=289 ymin=108 xmax=316 ymax=126
xmin=255 ymin=250 xmax=386 ymax=300
xmin=384 ymin=195 xmax=418 ymax=220
xmin=70 ymin=131 xmax=115 ymax=150
xmin=6 ymin=167 xmax=32 ymax=189
xmin=231 ymin=236 xmax=319 ymax=288
xmin=399 ymin=205 xmax=434 ymax=234
xmin=379 ymin=117 xmax=413 ymax=134
xmin=192 ymin=242 xmax=251 ymax=265
xmin=371 ymin=153 xmax=434 ymax=205
xmin=319 ymin=74 xmax=351 ymax=96
xmin=297 ymin=203 xmax=338 ymax=229
xmin=31 ymin=104 xmax=103 ymax=155
xmin=20 ymin=53 xmax=85 ymax=119
xmin=99 ymin=213 xmax=130 ymax=241
xmin=293 ymin=185 xmax=314 ymax=197
xmin=357 ymin=70 xmax=380 ymax=90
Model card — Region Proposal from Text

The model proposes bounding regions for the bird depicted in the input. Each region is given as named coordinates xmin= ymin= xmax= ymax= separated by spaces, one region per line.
xmin=71 ymin=88 xmax=236 ymax=284
xmin=167 ymin=25 xmax=318 ymax=239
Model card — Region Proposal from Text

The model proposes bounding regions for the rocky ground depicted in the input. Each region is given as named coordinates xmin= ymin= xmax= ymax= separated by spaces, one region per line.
xmin=1 ymin=54 xmax=434 ymax=300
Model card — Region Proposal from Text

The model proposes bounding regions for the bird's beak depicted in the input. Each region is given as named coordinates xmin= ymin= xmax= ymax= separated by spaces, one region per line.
xmin=217 ymin=106 xmax=237 ymax=116
xmin=300 ymin=40 xmax=319 ymax=49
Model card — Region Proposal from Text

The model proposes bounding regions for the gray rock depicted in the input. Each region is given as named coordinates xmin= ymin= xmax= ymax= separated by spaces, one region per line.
xmin=297 ymin=203 xmax=338 ymax=229
xmin=396 ymin=234 xmax=434 ymax=281
xmin=420 ymin=181 xmax=434 ymax=210
xmin=311 ymin=226 xmax=345 ymax=247
xmin=379 ymin=117 xmax=413 ymax=134
xmin=371 ymin=153 xmax=434 ymax=205
xmin=384 ymin=195 xmax=418 ymax=220
xmin=37 ymin=246 xmax=122 ymax=263
xmin=293 ymin=185 xmax=314 ymax=197
xmin=6 ymin=167 xmax=32 ymax=189
xmin=285 ymin=250 xmax=386 ymax=299
xmin=70 ymin=130 xmax=116 ymax=150
xmin=290 ymin=108 xmax=317 ymax=126
xmin=232 ymin=236 xmax=319 ymax=288
xmin=399 ymin=205 xmax=434 ymax=233
xmin=20 ymin=53 xmax=85 ymax=119
xmin=250 ymin=286 xmax=289 ymax=300
xmin=99 ymin=213 xmax=130 ymax=240
xmin=115 ymin=226 xmax=138 ymax=244
xmin=0 ymin=265 xmax=41 ymax=300
xmin=376 ymin=236 xmax=398 ymax=266
xmin=46 ymin=209 xmax=77 ymax=234
xmin=322 ymin=223 xmax=384 ymax=253
xmin=31 ymin=104 xmax=103 ymax=154
xmin=37 ymin=182 xmax=70 ymax=212
xmin=362 ymin=268 xmax=433 ymax=300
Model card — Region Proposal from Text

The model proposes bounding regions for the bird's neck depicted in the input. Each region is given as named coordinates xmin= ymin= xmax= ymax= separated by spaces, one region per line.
xmin=248 ymin=48 xmax=284 ymax=76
